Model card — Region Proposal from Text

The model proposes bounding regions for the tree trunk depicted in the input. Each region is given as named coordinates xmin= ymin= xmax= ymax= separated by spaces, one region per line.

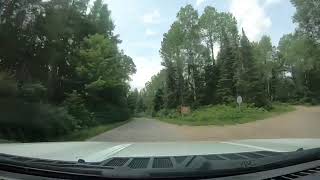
xmin=209 ymin=36 xmax=215 ymax=65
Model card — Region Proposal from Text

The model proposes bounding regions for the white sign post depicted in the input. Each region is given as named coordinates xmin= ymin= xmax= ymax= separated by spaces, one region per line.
xmin=237 ymin=96 xmax=242 ymax=112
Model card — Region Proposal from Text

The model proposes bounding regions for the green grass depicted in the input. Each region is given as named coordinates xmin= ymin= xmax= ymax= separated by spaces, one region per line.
xmin=55 ymin=120 xmax=130 ymax=141
xmin=0 ymin=139 xmax=15 ymax=143
xmin=158 ymin=103 xmax=295 ymax=126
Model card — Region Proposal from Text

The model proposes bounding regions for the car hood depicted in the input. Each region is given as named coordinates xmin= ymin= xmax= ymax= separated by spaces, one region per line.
xmin=0 ymin=139 xmax=320 ymax=162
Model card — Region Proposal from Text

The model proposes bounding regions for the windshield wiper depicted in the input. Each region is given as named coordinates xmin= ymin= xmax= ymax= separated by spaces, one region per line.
xmin=147 ymin=148 xmax=320 ymax=179
xmin=0 ymin=148 xmax=319 ymax=179
xmin=0 ymin=154 xmax=106 ymax=179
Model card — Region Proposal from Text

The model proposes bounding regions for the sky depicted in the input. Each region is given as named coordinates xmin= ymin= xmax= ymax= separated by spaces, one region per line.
xmin=101 ymin=0 xmax=296 ymax=90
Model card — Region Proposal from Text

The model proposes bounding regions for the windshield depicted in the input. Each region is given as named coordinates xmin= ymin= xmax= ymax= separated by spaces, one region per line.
xmin=0 ymin=0 xmax=320 ymax=158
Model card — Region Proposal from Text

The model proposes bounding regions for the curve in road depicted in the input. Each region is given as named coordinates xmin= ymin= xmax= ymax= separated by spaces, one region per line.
xmin=88 ymin=106 xmax=320 ymax=142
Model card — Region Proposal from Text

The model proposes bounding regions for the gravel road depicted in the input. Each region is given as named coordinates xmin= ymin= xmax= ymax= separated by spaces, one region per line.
xmin=88 ymin=106 xmax=320 ymax=142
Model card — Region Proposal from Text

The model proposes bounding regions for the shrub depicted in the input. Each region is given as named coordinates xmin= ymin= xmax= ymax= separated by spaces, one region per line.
xmin=0 ymin=72 xmax=17 ymax=97
xmin=30 ymin=104 xmax=76 ymax=140
xmin=0 ymin=98 xmax=76 ymax=142
xmin=92 ymin=104 xmax=130 ymax=124
xmin=64 ymin=91 xmax=95 ymax=129
xmin=155 ymin=109 xmax=169 ymax=117
xmin=18 ymin=82 xmax=47 ymax=102
xmin=311 ymin=98 xmax=320 ymax=105
xmin=159 ymin=103 xmax=294 ymax=126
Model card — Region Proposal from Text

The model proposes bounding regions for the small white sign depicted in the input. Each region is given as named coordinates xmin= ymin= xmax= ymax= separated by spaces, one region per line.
xmin=237 ymin=96 xmax=242 ymax=104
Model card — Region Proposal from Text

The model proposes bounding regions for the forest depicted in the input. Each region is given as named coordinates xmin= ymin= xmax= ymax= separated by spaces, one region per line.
xmin=0 ymin=0 xmax=136 ymax=141
xmin=0 ymin=0 xmax=319 ymax=141
xmin=139 ymin=0 xmax=320 ymax=117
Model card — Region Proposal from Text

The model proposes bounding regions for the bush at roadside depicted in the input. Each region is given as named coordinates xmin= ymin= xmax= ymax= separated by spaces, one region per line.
xmin=64 ymin=91 xmax=96 ymax=129
xmin=0 ymin=74 xmax=76 ymax=141
xmin=158 ymin=103 xmax=294 ymax=126
xmin=0 ymin=98 xmax=76 ymax=141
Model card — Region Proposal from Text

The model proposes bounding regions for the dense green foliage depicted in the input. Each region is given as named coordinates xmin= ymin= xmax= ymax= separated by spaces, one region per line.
xmin=0 ymin=1 xmax=319 ymax=140
xmin=153 ymin=88 xmax=165 ymax=112
xmin=145 ymin=5 xmax=271 ymax=111
xmin=127 ymin=88 xmax=146 ymax=115
xmin=238 ymin=30 xmax=270 ymax=109
xmin=291 ymin=0 xmax=320 ymax=43
xmin=141 ymin=2 xmax=320 ymax=117
xmin=140 ymin=70 xmax=167 ymax=113
xmin=159 ymin=104 xmax=295 ymax=126
xmin=0 ymin=0 xmax=135 ymax=141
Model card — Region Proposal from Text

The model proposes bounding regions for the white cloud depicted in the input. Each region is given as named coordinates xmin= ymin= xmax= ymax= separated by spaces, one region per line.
xmin=230 ymin=0 xmax=272 ymax=41
xmin=196 ymin=0 xmax=206 ymax=6
xmin=130 ymin=56 xmax=163 ymax=90
xmin=142 ymin=10 xmax=161 ymax=24
xmin=263 ymin=0 xmax=281 ymax=7
xmin=145 ymin=28 xmax=157 ymax=36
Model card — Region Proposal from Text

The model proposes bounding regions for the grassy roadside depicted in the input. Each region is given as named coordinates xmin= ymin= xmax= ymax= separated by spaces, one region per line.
xmin=0 ymin=139 xmax=16 ymax=143
xmin=158 ymin=103 xmax=295 ymax=126
xmin=54 ymin=120 xmax=130 ymax=141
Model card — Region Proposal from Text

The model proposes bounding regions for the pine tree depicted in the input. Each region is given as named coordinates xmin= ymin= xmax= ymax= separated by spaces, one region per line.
xmin=127 ymin=89 xmax=139 ymax=114
xmin=202 ymin=51 xmax=218 ymax=105
xmin=216 ymin=31 xmax=235 ymax=103
xmin=153 ymin=88 xmax=164 ymax=112
xmin=238 ymin=29 xmax=270 ymax=108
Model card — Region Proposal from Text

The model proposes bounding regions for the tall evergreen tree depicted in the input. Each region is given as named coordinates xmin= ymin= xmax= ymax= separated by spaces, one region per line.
xmin=216 ymin=30 xmax=235 ymax=103
xmin=201 ymin=49 xmax=218 ymax=105
xmin=153 ymin=88 xmax=164 ymax=112
xmin=127 ymin=89 xmax=139 ymax=114
xmin=238 ymin=29 xmax=270 ymax=108
xmin=160 ymin=22 xmax=183 ymax=108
